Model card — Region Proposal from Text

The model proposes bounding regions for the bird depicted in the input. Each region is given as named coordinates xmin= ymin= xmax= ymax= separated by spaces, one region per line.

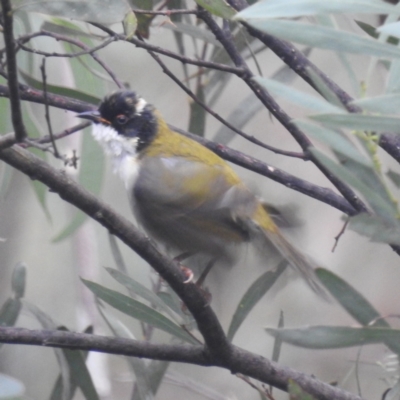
xmin=78 ymin=90 xmax=325 ymax=297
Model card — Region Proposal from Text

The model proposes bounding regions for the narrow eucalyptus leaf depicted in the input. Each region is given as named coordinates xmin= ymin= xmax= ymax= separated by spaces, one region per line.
xmin=310 ymin=149 xmax=397 ymax=219
xmin=82 ymin=279 xmax=197 ymax=344
xmin=294 ymin=120 xmax=371 ymax=167
xmin=97 ymin=305 xmax=155 ymax=400
xmin=234 ymin=0 xmax=398 ymax=20
xmin=237 ymin=20 xmax=400 ymax=59
xmin=348 ymin=213 xmax=400 ymax=246
xmin=266 ymin=326 xmax=400 ymax=349
xmin=351 ymin=94 xmax=400 ymax=114
xmin=271 ymin=311 xmax=284 ymax=363
xmin=227 ymin=261 xmax=287 ymax=341
xmin=254 ymin=77 xmax=343 ymax=113
xmin=311 ymin=113 xmax=400 ymax=133
xmin=19 ymin=69 xmax=100 ymax=105
xmin=60 ymin=344 xmax=100 ymax=400
xmin=316 ymin=268 xmax=384 ymax=326
xmin=194 ymin=0 xmax=236 ymax=19
xmin=105 ymin=268 xmax=182 ymax=323
xmin=0 ymin=299 xmax=21 ymax=327
xmin=14 ymin=0 xmax=130 ymax=24
xmin=11 ymin=262 xmax=26 ymax=299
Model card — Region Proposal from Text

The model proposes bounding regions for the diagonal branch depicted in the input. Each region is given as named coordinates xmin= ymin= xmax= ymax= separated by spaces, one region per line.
xmin=0 ymin=144 xmax=231 ymax=360
xmin=197 ymin=8 xmax=368 ymax=216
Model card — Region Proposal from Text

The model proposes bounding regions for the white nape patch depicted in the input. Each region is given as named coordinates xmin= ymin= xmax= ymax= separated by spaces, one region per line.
xmin=135 ymin=97 xmax=147 ymax=115
xmin=91 ymin=123 xmax=139 ymax=190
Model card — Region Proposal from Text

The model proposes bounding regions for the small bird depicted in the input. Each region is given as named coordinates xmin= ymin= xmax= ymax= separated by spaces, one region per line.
xmin=78 ymin=90 xmax=325 ymax=296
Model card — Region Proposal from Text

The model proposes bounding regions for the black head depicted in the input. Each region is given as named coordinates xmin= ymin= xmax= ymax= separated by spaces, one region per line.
xmin=78 ymin=90 xmax=158 ymax=151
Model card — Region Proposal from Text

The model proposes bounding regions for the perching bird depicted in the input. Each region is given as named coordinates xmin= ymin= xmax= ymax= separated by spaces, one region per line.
xmin=78 ymin=90 xmax=325 ymax=296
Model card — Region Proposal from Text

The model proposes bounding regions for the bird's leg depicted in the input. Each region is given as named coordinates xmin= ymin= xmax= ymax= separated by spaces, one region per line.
xmin=173 ymin=252 xmax=195 ymax=283
xmin=196 ymin=259 xmax=216 ymax=287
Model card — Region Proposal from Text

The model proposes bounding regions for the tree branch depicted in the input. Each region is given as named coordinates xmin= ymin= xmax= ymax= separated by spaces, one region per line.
xmin=1 ymin=0 xmax=27 ymax=141
xmin=0 ymin=84 xmax=356 ymax=214
xmin=0 ymin=326 xmax=364 ymax=400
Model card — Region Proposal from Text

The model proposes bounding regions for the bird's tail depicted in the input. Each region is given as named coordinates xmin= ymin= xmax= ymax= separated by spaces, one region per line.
xmin=248 ymin=203 xmax=328 ymax=298
xmin=261 ymin=227 xmax=328 ymax=298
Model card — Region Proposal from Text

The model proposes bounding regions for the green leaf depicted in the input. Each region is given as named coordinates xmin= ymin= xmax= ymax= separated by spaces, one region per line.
xmin=0 ymin=299 xmax=21 ymax=327
xmin=311 ymin=113 xmax=400 ymax=133
xmin=14 ymin=0 xmax=130 ymax=24
xmin=11 ymin=262 xmax=26 ymax=299
xmin=235 ymin=19 xmax=400 ymax=59
xmin=288 ymin=380 xmax=315 ymax=400
xmin=97 ymin=304 xmax=156 ymax=400
xmin=23 ymin=301 xmax=72 ymax=400
xmin=123 ymin=10 xmax=138 ymax=38
xmin=266 ymin=326 xmax=400 ymax=349
xmin=19 ymin=69 xmax=101 ymax=105
xmin=348 ymin=213 xmax=400 ymax=246
xmin=234 ymin=0 xmax=398 ymax=20
xmin=227 ymin=261 xmax=287 ymax=341
xmin=58 ymin=330 xmax=100 ymax=400
xmin=254 ymin=77 xmax=344 ymax=114
xmin=271 ymin=311 xmax=284 ymax=363
xmin=105 ymin=268 xmax=182 ymax=323
xmin=294 ymin=120 xmax=372 ymax=167
xmin=82 ymin=279 xmax=198 ymax=344
xmin=304 ymin=67 xmax=344 ymax=108
xmin=41 ymin=20 xmax=97 ymax=38
xmin=194 ymin=0 xmax=237 ymax=19
xmin=387 ymin=169 xmax=400 ymax=188
xmin=310 ymin=148 xmax=398 ymax=219
xmin=351 ymin=93 xmax=400 ymax=114
xmin=0 ymin=374 xmax=25 ymax=399
xmin=50 ymin=327 xmax=93 ymax=400
xmin=316 ymin=268 xmax=384 ymax=327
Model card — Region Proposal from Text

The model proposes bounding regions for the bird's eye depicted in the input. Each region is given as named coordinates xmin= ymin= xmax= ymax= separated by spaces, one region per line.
xmin=116 ymin=114 xmax=128 ymax=125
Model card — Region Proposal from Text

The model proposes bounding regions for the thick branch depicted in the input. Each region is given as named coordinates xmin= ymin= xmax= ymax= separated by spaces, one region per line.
xmin=1 ymin=0 xmax=27 ymax=141
xmin=0 ymin=144 xmax=231 ymax=360
xmin=0 ymin=327 xmax=364 ymax=400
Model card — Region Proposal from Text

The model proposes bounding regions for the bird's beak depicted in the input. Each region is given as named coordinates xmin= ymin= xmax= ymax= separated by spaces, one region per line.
xmin=77 ymin=110 xmax=110 ymax=125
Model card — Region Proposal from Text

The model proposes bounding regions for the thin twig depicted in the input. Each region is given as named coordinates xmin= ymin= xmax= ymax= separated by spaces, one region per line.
xmin=332 ymin=218 xmax=349 ymax=253
xmin=35 ymin=122 xmax=91 ymax=145
xmin=18 ymin=31 xmax=123 ymax=88
xmin=90 ymin=22 xmax=247 ymax=76
xmin=40 ymin=57 xmax=60 ymax=157
xmin=138 ymin=34 xmax=307 ymax=159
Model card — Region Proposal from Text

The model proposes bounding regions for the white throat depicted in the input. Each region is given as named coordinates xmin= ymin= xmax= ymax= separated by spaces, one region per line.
xmin=91 ymin=123 xmax=140 ymax=190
